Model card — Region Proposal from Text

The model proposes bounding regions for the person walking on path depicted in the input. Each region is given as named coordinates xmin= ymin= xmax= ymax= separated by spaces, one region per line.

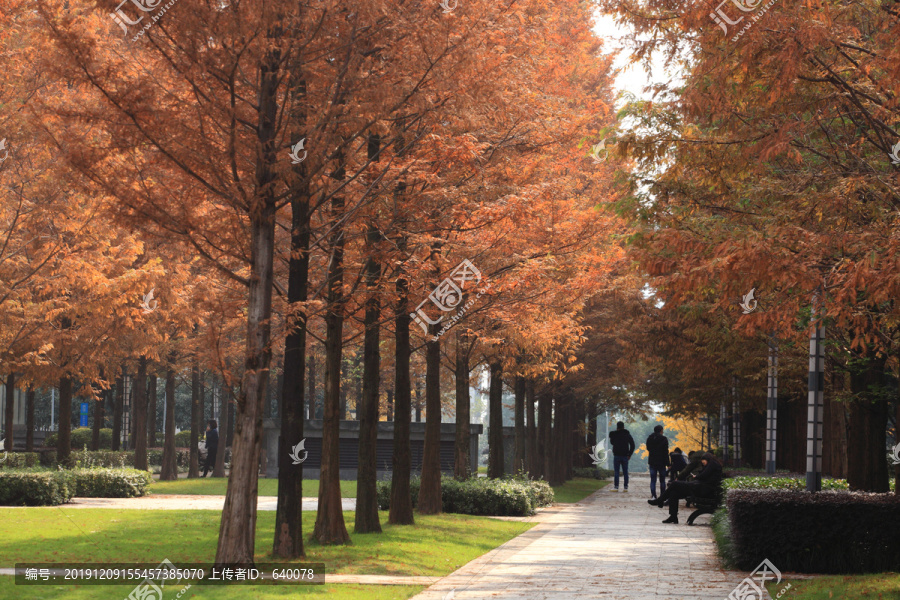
xmin=648 ymin=452 xmax=722 ymax=524
xmin=646 ymin=425 xmax=669 ymax=499
xmin=201 ymin=419 xmax=218 ymax=477
xmin=609 ymin=421 xmax=635 ymax=492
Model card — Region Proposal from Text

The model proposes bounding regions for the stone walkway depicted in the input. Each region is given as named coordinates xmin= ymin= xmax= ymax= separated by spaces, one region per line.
xmin=53 ymin=495 xmax=356 ymax=511
xmin=411 ymin=475 xmax=754 ymax=600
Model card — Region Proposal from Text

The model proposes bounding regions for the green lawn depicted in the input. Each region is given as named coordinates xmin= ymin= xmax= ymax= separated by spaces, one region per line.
xmin=0 ymin=508 xmax=532 ymax=575
xmin=0 ymin=507 xmax=531 ymax=599
xmin=551 ymin=477 xmax=609 ymax=503
xmin=149 ymin=478 xmax=358 ymax=498
xmin=0 ymin=581 xmax=422 ymax=600
xmin=767 ymin=574 xmax=900 ymax=599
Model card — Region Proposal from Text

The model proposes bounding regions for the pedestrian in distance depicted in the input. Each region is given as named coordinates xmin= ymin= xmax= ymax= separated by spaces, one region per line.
xmin=646 ymin=425 xmax=670 ymax=499
xmin=609 ymin=421 xmax=636 ymax=492
xmin=201 ymin=419 xmax=218 ymax=477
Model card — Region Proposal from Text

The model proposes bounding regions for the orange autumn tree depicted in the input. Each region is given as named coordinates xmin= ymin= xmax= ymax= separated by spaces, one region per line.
xmin=599 ymin=0 xmax=900 ymax=490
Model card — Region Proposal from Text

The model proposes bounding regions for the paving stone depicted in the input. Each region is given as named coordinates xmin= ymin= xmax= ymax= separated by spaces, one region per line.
xmin=411 ymin=475 xmax=767 ymax=600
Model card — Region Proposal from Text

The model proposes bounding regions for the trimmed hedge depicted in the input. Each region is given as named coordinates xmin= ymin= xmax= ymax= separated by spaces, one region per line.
xmin=45 ymin=428 xmax=113 ymax=449
xmin=0 ymin=470 xmax=76 ymax=505
xmin=0 ymin=452 xmax=40 ymax=469
xmin=148 ymin=448 xmax=191 ymax=468
xmin=73 ymin=450 xmax=134 ymax=468
xmin=573 ymin=467 xmax=613 ymax=480
xmin=724 ymin=476 xmax=848 ymax=491
xmin=73 ymin=468 xmax=151 ymax=498
xmin=726 ymin=489 xmax=900 ymax=573
xmin=376 ymin=476 xmax=555 ymax=516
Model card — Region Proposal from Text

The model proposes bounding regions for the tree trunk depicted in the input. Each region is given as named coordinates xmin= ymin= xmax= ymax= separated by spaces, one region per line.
xmin=91 ymin=378 xmax=106 ymax=451
xmin=112 ymin=369 xmax=125 ymax=451
xmin=57 ymin=376 xmax=73 ymax=465
xmin=538 ymin=390 xmax=552 ymax=480
xmin=189 ymin=363 xmax=201 ymax=478
xmin=213 ymin=33 xmax=283 ymax=565
xmin=386 ymin=388 xmax=394 ymax=422
xmin=525 ymin=380 xmax=536 ymax=477
xmin=199 ymin=372 xmax=205 ymax=428
xmin=214 ymin=381 xmax=230 ymax=478
xmin=454 ymin=330 xmax=471 ymax=479
xmin=895 ymin=383 xmax=899 ymax=497
xmin=307 ymin=353 xmax=316 ymax=420
xmin=414 ymin=380 xmax=422 ymax=423
xmin=25 ymin=386 xmax=35 ymax=452
xmin=513 ymin=375 xmax=525 ymax=474
xmin=133 ymin=357 xmax=149 ymax=471
xmin=548 ymin=396 xmax=566 ymax=486
xmin=355 ymin=223 xmax=383 ymax=534
xmin=147 ymin=373 xmax=157 ymax=446
xmin=313 ymin=192 xmax=350 ymax=545
xmin=488 ymin=361 xmax=504 ymax=479
xmin=160 ymin=365 xmax=178 ymax=480
xmin=418 ymin=325 xmax=443 ymax=514
xmin=847 ymin=354 xmax=889 ymax=492
xmin=274 ymin=166 xmax=310 ymax=557
xmin=389 ymin=258 xmax=415 ymax=525
xmin=339 ymin=361 xmax=349 ymax=420
xmin=4 ymin=373 xmax=15 ymax=453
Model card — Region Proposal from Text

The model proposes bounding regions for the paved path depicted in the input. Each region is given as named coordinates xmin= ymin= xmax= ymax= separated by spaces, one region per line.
xmin=52 ymin=495 xmax=356 ymax=511
xmin=411 ymin=475 xmax=753 ymax=600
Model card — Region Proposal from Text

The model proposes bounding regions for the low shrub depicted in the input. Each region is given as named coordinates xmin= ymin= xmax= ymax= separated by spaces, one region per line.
xmin=148 ymin=449 xmax=191 ymax=468
xmin=72 ymin=449 xmax=134 ymax=469
xmin=573 ymin=467 xmax=613 ymax=480
xmin=376 ymin=477 xmax=420 ymax=510
xmin=45 ymin=428 xmax=113 ymax=449
xmin=724 ymin=476 xmax=848 ymax=491
xmin=153 ymin=431 xmax=193 ymax=447
xmin=73 ymin=468 xmax=151 ymax=498
xmin=727 ymin=489 xmax=900 ymax=573
xmin=442 ymin=478 xmax=533 ymax=516
xmin=0 ymin=470 xmax=76 ymax=505
xmin=0 ymin=452 xmax=40 ymax=469
xmin=376 ymin=476 xmax=554 ymax=516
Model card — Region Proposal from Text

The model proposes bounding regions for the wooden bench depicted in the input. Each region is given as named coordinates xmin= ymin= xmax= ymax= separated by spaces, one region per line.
xmin=684 ymin=484 xmax=724 ymax=525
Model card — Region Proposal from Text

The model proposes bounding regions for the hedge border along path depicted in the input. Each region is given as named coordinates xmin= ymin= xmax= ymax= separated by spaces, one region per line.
xmin=726 ymin=489 xmax=900 ymax=574
xmin=0 ymin=469 xmax=151 ymax=505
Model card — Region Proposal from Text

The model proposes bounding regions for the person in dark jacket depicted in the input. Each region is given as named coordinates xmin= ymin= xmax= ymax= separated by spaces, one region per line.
xmin=646 ymin=425 xmax=670 ymax=499
xmin=609 ymin=421 xmax=636 ymax=492
xmin=201 ymin=419 xmax=219 ymax=477
xmin=667 ymin=447 xmax=688 ymax=482
xmin=648 ymin=452 xmax=722 ymax=524
xmin=677 ymin=450 xmax=703 ymax=481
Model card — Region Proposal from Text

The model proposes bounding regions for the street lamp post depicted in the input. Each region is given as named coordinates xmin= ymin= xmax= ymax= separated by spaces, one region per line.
xmin=766 ymin=338 xmax=778 ymax=475
xmin=806 ymin=293 xmax=825 ymax=492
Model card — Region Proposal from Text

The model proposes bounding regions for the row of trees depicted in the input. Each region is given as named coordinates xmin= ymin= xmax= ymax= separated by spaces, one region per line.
xmin=1 ymin=0 xmax=627 ymax=567
xmin=596 ymin=0 xmax=900 ymax=492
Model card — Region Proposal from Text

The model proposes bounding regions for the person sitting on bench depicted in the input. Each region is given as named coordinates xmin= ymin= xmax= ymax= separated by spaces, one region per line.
xmin=647 ymin=452 xmax=722 ymax=524
xmin=667 ymin=447 xmax=688 ymax=482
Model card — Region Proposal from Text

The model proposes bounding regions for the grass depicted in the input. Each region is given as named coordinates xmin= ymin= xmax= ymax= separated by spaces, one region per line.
xmin=766 ymin=574 xmax=900 ymax=599
xmin=149 ymin=478 xmax=358 ymax=498
xmin=0 ymin=506 xmax=531 ymax=599
xmin=0 ymin=508 xmax=533 ymax=575
xmin=551 ymin=477 xmax=608 ymax=503
xmin=0 ymin=580 xmax=423 ymax=600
